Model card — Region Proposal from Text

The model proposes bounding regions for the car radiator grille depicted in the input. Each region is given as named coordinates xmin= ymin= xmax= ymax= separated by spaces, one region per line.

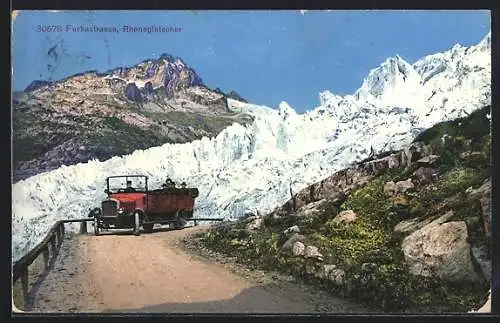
xmin=102 ymin=200 xmax=118 ymax=217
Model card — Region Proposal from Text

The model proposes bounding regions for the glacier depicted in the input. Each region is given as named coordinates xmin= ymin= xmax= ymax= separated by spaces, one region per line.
xmin=11 ymin=32 xmax=490 ymax=262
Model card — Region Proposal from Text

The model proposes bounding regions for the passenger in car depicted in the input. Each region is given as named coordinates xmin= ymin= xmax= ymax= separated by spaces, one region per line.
xmin=162 ymin=178 xmax=176 ymax=189
xmin=123 ymin=180 xmax=136 ymax=192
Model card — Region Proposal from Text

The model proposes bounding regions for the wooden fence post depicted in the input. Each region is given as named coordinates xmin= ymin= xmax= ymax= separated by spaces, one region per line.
xmin=42 ymin=246 xmax=50 ymax=269
xmin=79 ymin=221 xmax=87 ymax=234
xmin=20 ymin=269 xmax=29 ymax=305
xmin=56 ymin=226 xmax=62 ymax=248
xmin=55 ymin=225 xmax=62 ymax=247
xmin=50 ymin=236 xmax=57 ymax=257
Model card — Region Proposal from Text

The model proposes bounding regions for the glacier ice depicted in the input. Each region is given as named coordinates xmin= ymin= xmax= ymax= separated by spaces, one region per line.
xmin=11 ymin=32 xmax=491 ymax=262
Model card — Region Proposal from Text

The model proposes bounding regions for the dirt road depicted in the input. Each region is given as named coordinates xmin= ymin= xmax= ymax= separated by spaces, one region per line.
xmin=25 ymin=226 xmax=368 ymax=313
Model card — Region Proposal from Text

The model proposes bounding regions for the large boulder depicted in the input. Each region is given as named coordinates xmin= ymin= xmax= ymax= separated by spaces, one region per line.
xmin=402 ymin=219 xmax=481 ymax=283
xmin=394 ymin=210 xmax=455 ymax=235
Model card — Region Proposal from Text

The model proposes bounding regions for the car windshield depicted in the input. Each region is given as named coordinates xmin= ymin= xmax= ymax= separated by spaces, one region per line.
xmin=108 ymin=176 xmax=147 ymax=193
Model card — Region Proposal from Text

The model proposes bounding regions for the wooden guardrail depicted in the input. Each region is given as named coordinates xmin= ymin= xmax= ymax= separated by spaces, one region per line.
xmin=12 ymin=218 xmax=94 ymax=310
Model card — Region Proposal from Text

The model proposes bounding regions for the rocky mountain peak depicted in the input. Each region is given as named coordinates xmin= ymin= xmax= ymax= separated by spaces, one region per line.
xmin=103 ymin=54 xmax=204 ymax=100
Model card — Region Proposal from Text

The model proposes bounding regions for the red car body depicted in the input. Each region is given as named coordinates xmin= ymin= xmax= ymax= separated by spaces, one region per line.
xmin=91 ymin=175 xmax=199 ymax=235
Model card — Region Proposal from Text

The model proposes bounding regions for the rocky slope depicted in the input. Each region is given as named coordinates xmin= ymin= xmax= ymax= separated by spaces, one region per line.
xmin=12 ymin=54 xmax=252 ymax=182
xmin=193 ymin=106 xmax=491 ymax=312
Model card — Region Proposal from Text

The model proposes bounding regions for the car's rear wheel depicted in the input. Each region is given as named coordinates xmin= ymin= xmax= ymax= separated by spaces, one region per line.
xmin=173 ymin=216 xmax=186 ymax=230
xmin=133 ymin=212 xmax=141 ymax=236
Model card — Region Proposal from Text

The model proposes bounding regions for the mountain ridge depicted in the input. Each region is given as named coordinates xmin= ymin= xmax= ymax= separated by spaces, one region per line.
xmin=13 ymin=53 xmax=251 ymax=181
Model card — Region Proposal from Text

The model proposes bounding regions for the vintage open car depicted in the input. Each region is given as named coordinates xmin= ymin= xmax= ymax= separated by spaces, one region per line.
xmin=88 ymin=175 xmax=199 ymax=236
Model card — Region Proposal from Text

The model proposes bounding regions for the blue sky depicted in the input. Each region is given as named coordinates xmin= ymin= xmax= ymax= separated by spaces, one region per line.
xmin=12 ymin=10 xmax=490 ymax=112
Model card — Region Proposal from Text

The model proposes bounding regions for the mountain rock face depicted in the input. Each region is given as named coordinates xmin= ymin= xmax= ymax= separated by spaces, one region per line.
xmin=12 ymin=32 xmax=490 ymax=266
xmin=13 ymin=54 xmax=252 ymax=181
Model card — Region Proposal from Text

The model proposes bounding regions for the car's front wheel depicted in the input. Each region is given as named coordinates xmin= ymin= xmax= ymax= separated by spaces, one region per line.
xmin=173 ymin=217 xmax=186 ymax=230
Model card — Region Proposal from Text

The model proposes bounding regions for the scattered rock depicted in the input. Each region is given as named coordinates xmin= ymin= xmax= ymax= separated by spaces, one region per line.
xmin=402 ymin=219 xmax=481 ymax=283
xmin=304 ymin=245 xmax=323 ymax=260
xmin=416 ymin=154 xmax=440 ymax=166
xmin=384 ymin=179 xmax=415 ymax=196
xmin=383 ymin=181 xmax=396 ymax=196
xmin=402 ymin=142 xmax=433 ymax=168
xmin=296 ymin=199 xmax=325 ymax=217
xmin=364 ymin=155 xmax=401 ymax=173
xmin=332 ymin=210 xmax=357 ymax=224
xmin=327 ymin=269 xmax=346 ymax=286
xmin=282 ymin=233 xmax=306 ymax=251
xmin=411 ymin=167 xmax=438 ymax=186
xmin=284 ymin=225 xmax=300 ymax=235
xmin=320 ymin=264 xmax=337 ymax=279
xmin=243 ymin=215 xmax=258 ymax=223
xmin=292 ymin=241 xmax=305 ymax=256
xmin=246 ymin=218 xmax=263 ymax=231
xmin=392 ymin=195 xmax=410 ymax=206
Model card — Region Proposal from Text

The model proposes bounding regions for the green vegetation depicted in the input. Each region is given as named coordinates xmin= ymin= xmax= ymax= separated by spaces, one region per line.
xmin=162 ymin=111 xmax=252 ymax=134
xmin=12 ymin=101 xmax=252 ymax=173
xmin=193 ymin=106 xmax=491 ymax=312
